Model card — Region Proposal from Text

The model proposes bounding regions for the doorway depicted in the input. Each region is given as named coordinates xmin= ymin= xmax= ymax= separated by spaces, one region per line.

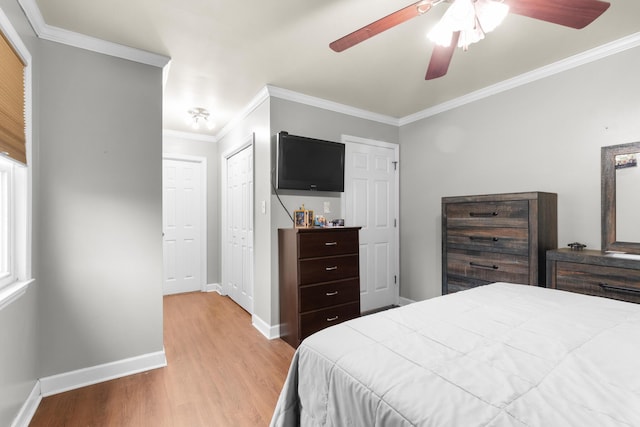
xmin=342 ymin=135 xmax=399 ymax=312
xmin=162 ymin=154 xmax=207 ymax=295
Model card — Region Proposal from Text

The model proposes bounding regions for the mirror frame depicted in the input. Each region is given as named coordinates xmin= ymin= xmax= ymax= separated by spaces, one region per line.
xmin=601 ymin=141 xmax=640 ymax=254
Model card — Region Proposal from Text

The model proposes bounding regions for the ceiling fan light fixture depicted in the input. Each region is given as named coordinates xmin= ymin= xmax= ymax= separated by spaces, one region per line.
xmin=475 ymin=0 xmax=509 ymax=33
xmin=427 ymin=0 xmax=476 ymax=47
xmin=427 ymin=0 xmax=509 ymax=48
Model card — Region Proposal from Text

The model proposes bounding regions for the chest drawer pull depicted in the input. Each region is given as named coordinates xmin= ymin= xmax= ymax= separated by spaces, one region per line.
xmin=470 ymin=262 xmax=499 ymax=270
xmin=598 ymin=283 xmax=640 ymax=295
xmin=327 ymin=316 xmax=339 ymax=322
xmin=469 ymin=212 xmax=498 ymax=217
xmin=325 ymin=291 xmax=339 ymax=296
xmin=325 ymin=241 xmax=338 ymax=246
xmin=469 ymin=236 xmax=499 ymax=242
xmin=325 ymin=266 xmax=338 ymax=271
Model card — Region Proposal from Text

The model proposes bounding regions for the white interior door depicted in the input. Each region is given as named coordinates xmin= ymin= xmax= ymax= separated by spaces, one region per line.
xmin=162 ymin=156 xmax=206 ymax=295
xmin=225 ymin=144 xmax=254 ymax=313
xmin=343 ymin=136 xmax=399 ymax=312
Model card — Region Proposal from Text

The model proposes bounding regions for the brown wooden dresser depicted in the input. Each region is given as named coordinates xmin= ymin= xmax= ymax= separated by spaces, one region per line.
xmin=278 ymin=227 xmax=361 ymax=348
xmin=547 ymin=248 xmax=640 ymax=304
xmin=442 ymin=192 xmax=557 ymax=294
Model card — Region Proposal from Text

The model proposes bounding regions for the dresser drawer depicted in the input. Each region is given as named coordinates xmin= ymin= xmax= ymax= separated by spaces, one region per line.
xmin=299 ymin=254 xmax=359 ymax=285
xmin=555 ymin=261 xmax=640 ymax=304
xmin=446 ymin=227 xmax=528 ymax=255
xmin=448 ymin=250 xmax=529 ymax=284
xmin=446 ymin=276 xmax=492 ymax=293
xmin=446 ymin=200 xmax=528 ymax=228
xmin=300 ymin=279 xmax=360 ymax=312
xmin=298 ymin=229 xmax=359 ymax=259
xmin=300 ymin=301 xmax=360 ymax=341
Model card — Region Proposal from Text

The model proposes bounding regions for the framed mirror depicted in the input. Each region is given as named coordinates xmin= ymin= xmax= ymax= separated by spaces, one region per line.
xmin=602 ymin=141 xmax=640 ymax=254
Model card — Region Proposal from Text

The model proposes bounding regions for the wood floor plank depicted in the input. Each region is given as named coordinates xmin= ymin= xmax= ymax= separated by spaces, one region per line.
xmin=29 ymin=292 xmax=295 ymax=427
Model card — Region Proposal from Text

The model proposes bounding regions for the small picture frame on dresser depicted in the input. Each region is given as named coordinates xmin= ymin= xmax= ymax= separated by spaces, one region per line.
xmin=294 ymin=209 xmax=314 ymax=228
xmin=294 ymin=210 xmax=306 ymax=228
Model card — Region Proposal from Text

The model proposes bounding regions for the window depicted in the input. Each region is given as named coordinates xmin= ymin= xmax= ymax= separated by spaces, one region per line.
xmin=0 ymin=155 xmax=21 ymax=287
xmin=0 ymin=8 xmax=32 ymax=310
xmin=0 ymin=157 xmax=13 ymax=285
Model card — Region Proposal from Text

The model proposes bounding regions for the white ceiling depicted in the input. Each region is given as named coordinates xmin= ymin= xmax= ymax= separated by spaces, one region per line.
xmin=32 ymin=0 xmax=640 ymax=137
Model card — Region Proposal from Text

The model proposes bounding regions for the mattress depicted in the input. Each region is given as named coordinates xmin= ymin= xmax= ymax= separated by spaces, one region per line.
xmin=270 ymin=282 xmax=640 ymax=426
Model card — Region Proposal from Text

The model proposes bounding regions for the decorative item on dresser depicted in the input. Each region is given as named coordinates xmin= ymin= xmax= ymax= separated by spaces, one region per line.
xmin=278 ymin=227 xmax=361 ymax=348
xmin=547 ymin=248 xmax=640 ymax=304
xmin=442 ymin=192 xmax=557 ymax=294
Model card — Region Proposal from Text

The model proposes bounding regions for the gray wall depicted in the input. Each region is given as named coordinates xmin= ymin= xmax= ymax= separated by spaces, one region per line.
xmin=216 ymin=96 xmax=399 ymax=328
xmin=217 ymin=99 xmax=271 ymax=325
xmin=163 ymin=134 xmax=220 ymax=285
xmin=37 ymin=40 xmax=164 ymax=376
xmin=269 ymin=97 xmax=399 ymax=324
xmin=0 ymin=287 xmax=39 ymax=425
xmin=399 ymin=45 xmax=640 ymax=301
xmin=1 ymin=1 xmax=165 ymax=422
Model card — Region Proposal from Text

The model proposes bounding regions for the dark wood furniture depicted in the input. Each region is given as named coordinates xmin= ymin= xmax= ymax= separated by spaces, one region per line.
xmin=601 ymin=141 xmax=640 ymax=255
xmin=442 ymin=192 xmax=557 ymax=294
xmin=278 ymin=227 xmax=361 ymax=348
xmin=547 ymin=248 xmax=640 ymax=304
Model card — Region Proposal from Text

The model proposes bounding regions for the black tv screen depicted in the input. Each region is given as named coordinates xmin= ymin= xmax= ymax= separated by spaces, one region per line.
xmin=276 ymin=131 xmax=345 ymax=192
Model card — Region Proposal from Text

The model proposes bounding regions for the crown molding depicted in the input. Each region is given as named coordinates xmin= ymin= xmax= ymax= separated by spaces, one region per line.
xmin=214 ymin=86 xmax=271 ymax=141
xmin=238 ymin=30 xmax=640 ymax=132
xmin=163 ymin=129 xmax=217 ymax=143
xmin=266 ymin=85 xmax=400 ymax=127
xmin=400 ymin=31 xmax=640 ymax=126
xmin=18 ymin=0 xmax=170 ymax=68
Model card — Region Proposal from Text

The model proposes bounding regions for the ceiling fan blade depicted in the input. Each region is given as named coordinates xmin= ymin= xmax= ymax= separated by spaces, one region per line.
xmin=425 ymin=32 xmax=460 ymax=80
xmin=506 ymin=0 xmax=610 ymax=29
xmin=330 ymin=1 xmax=433 ymax=52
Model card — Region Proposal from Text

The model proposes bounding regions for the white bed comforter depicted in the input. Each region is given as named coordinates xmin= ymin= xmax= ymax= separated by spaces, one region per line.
xmin=270 ymin=282 xmax=640 ymax=427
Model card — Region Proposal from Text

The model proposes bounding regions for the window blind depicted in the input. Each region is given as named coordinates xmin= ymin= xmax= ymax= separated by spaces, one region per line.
xmin=0 ymin=31 xmax=26 ymax=164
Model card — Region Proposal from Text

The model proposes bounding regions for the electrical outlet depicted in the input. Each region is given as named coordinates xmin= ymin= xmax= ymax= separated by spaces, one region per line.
xmin=323 ymin=201 xmax=331 ymax=213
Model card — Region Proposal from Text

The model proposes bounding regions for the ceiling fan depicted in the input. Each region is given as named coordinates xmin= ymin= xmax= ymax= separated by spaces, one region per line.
xmin=329 ymin=0 xmax=610 ymax=80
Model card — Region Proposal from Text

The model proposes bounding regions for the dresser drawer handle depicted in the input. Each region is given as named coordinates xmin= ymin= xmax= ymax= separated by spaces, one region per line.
xmin=325 ymin=241 xmax=338 ymax=246
xmin=470 ymin=262 xmax=499 ymax=270
xmin=327 ymin=316 xmax=339 ymax=322
xmin=598 ymin=283 xmax=640 ymax=295
xmin=325 ymin=266 xmax=338 ymax=271
xmin=469 ymin=212 xmax=498 ymax=217
xmin=325 ymin=291 xmax=339 ymax=296
xmin=469 ymin=236 xmax=499 ymax=242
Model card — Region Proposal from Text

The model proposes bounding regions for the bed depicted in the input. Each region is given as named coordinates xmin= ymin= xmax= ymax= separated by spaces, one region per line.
xmin=270 ymin=282 xmax=640 ymax=426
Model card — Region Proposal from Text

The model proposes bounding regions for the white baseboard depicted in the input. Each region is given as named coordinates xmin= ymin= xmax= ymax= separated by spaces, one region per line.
xmin=398 ymin=296 xmax=416 ymax=306
xmin=204 ymin=282 xmax=221 ymax=293
xmin=39 ymin=349 xmax=167 ymax=397
xmin=252 ymin=314 xmax=280 ymax=340
xmin=11 ymin=380 xmax=41 ymax=427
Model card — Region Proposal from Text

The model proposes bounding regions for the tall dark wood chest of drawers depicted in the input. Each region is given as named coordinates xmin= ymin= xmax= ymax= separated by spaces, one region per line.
xmin=278 ymin=227 xmax=361 ymax=348
xmin=442 ymin=192 xmax=557 ymax=294
xmin=547 ymin=248 xmax=640 ymax=304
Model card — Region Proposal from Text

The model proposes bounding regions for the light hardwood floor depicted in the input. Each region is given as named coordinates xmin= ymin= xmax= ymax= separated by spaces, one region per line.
xmin=30 ymin=292 xmax=295 ymax=427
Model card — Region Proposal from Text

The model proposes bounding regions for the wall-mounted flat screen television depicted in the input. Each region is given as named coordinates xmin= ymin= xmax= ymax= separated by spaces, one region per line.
xmin=276 ymin=131 xmax=345 ymax=192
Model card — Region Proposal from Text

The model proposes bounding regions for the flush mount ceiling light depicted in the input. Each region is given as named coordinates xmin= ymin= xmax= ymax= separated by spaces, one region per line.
xmin=188 ymin=107 xmax=215 ymax=130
